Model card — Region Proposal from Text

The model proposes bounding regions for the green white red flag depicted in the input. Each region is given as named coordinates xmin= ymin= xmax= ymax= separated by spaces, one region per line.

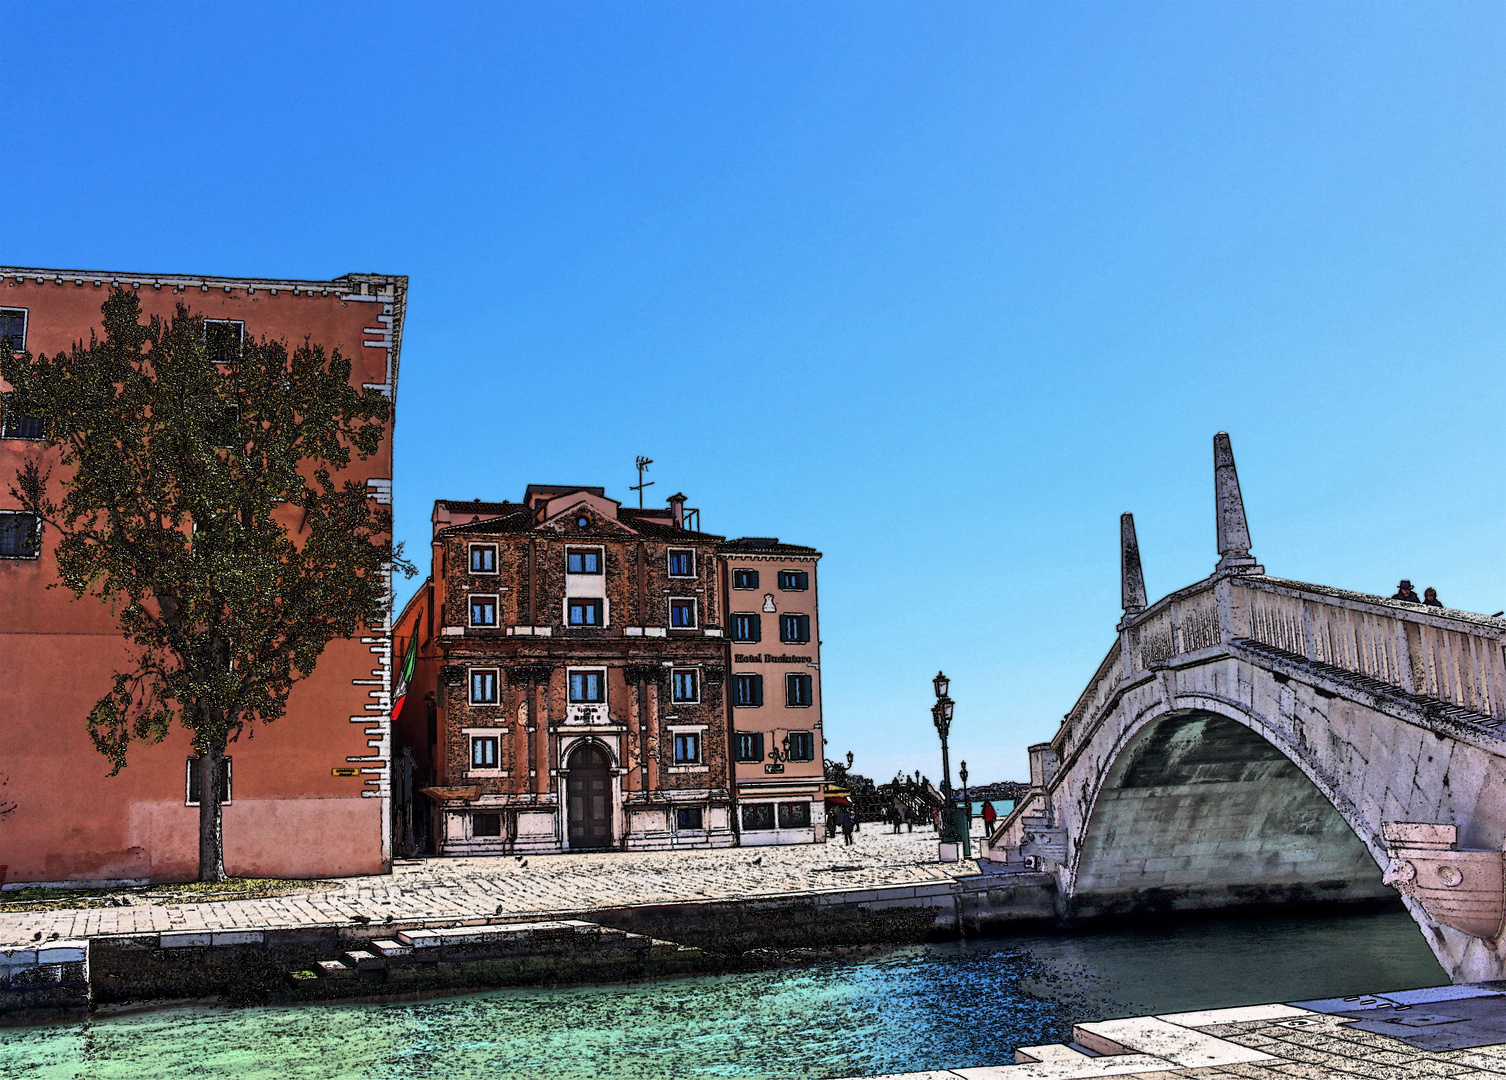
xmin=391 ymin=616 xmax=419 ymax=720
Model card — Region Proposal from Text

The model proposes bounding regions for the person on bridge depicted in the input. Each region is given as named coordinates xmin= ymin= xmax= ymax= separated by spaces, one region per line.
xmin=1424 ymin=587 xmax=1444 ymax=607
xmin=1392 ymin=580 xmax=1421 ymax=603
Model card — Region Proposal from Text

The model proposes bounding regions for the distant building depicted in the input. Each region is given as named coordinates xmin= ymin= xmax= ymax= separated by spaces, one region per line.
xmin=392 ymin=486 xmax=825 ymax=854
xmin=720 ymin=538 xmax=825 ymax=845
xmin=0 ymin=265 xmax=407 ymax=884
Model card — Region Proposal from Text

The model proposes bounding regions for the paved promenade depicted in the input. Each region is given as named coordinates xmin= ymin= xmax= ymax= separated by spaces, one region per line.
xmin=0 ymin=829 xmax=980 ymax=947
xmin=850 ymin=988 xmax=1506 ymax=1079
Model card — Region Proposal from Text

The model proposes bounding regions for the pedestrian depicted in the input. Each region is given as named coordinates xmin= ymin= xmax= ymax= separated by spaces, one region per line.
xmin=889 ymin=805 xmax=901 ymax=834
xmin=841 ymin=809 xmax=855 ymax=846
xmin=1424 ymin=587 xmax=1444 ymax=608
xmin=826 ymin=810 xmax=838 ymax=840
xmin=905 ymin=807 xmax=914 ymax=833
xmin=1392 ymin=580 xmax=1421 ymax=603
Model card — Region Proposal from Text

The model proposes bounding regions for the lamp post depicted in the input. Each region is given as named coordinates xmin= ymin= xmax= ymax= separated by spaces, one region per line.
xmin=959 ymin=760 xmax=972 ymax=842
xmin=931 ymin=672 xmax=960 ymax=848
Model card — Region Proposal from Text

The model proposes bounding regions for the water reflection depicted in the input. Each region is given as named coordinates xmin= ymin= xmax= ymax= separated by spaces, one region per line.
xmin=1 ymin=906 xmax=1447 ymax=1080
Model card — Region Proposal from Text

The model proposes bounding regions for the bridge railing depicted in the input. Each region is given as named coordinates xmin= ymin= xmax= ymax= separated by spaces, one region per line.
xmin=1238 ymin=577 xmax=1506 ymax=723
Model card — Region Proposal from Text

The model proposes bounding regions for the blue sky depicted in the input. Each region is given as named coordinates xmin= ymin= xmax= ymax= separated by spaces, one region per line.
xmin=7 ymin=2 xmax=1504 ymax=784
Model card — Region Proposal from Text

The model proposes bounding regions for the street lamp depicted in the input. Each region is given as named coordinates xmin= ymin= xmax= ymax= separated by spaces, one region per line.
xmin=959 ymin=760 xmax=971 ymax=842
xmin=931 ymin=673 xmax=960 ymax=846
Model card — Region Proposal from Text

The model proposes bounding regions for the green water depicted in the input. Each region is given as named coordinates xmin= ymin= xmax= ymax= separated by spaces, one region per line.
xmin=1 ymin=907 xmax=1447 ymax=1080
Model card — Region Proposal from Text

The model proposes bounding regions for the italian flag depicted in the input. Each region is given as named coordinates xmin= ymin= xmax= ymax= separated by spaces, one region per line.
xmin=392 ymin=617 xmax=419 ymax=721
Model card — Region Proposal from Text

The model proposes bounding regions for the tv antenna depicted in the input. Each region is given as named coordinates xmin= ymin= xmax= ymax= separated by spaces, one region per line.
xmin=630 ymin=456 xmax=654 ymax=508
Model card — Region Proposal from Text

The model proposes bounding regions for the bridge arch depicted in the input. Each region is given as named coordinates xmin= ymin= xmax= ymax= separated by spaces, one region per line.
xmin=1066 ymin=705 xmax=1391 ymax=919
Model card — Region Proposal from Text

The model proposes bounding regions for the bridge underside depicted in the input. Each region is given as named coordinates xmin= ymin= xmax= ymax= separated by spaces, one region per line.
xmin=1071 ymin=711 xmax=1392 ymax=918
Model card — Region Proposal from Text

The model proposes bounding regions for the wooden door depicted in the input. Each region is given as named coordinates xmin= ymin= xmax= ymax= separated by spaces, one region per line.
xmin=566 ymin=743 xmax=612 ymax=849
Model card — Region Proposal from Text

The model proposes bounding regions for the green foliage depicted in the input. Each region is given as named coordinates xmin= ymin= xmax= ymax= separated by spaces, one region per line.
xmin=1 ymin=289 xmax=414 ymax=777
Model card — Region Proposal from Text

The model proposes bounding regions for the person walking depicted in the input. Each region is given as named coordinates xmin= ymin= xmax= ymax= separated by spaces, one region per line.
xmin=1392 ymin=580 xmax=1421 ymax=603
xmin=841 ymin=809 xmax=855 ymax=846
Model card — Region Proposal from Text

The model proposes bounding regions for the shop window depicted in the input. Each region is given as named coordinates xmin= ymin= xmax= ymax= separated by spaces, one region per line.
xmin=740 ymin=803 xmax=775 ymax=831
xmin=778 ymin=802 xmax=812 ymax=829
xmin=676 ymin=807 xmax=704 ymax=831
xmin=473 ymin=813 xmax=502 ymax=837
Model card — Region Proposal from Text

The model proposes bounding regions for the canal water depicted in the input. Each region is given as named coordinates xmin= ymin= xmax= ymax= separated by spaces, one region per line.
xmin=3 ymin=906 xmax=1446 ymax=1080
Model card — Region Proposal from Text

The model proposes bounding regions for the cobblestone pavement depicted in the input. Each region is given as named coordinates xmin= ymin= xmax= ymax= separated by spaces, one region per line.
xmin=0 ymin=828 xmax=981 ymax=947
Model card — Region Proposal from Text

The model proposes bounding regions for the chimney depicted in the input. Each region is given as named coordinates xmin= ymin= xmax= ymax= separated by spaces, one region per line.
xmin=667 ymin=492 xmax=687 ymax=530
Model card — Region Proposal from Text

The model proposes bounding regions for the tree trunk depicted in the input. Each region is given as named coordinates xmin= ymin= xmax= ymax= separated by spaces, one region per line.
xmin=197 ymin=746 xmax=227 ymax=882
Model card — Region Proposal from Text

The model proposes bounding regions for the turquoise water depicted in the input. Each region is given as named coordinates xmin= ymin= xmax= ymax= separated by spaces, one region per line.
xmin=2 ymin=907 xmax=1446 ymax=1080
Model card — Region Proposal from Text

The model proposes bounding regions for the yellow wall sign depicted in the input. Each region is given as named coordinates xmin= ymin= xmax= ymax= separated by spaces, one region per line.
xmin=332 ymin=767 xmax=361 ymax=777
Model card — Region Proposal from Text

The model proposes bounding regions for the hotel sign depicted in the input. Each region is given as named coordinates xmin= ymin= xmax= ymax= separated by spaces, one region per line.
xmin=734 ymin=653 xmax=812 ymax=664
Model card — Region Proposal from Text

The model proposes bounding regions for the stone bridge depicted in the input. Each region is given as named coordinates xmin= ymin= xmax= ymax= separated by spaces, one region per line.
xmin=985 ymin=434 xmax=1506 ymax=983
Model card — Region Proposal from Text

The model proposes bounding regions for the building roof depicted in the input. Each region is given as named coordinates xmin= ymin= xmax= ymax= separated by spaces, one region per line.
xmin=434 ymin=503 xmax=726 ymax=542
xmin=523 ymin=484 xmax=606 ymax=501
xmin=1 ymin=265 xmax=410 ymax=401
xmin=719 ymin=537 xmax=821 ymax=556
xmin=434 ymin=500 xmax=528 ymax=516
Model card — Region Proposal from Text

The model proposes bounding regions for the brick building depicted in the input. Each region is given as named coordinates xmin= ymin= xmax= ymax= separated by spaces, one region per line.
xmin=0 ymin=266 xmax=406 ymax=884
xmin=391 ymin=485 xmax=825 ymax=855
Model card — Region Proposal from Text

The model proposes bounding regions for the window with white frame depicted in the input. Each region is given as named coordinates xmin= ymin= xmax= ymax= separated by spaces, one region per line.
xmin=469 ymin=594 xmax=497 ymax=627
xmin=673 ymin=732 xmax=701 ymax=764
xmin=669 ymin=597 xmax=697 ymax=628
xmin=672 ymin=669 xmax=699 ymax=703
xmin=470 ymin=669 xmax=499 ymax=704
xmin=0 ymin=511 xmax=41 ymax=559
xmin=185 ymin=756 xmax=233 ymax=805
xmin=0 ymin=392 xmax=45 ymax=441
xmin=568 ymin=597 xmax=603 ymax=626
xmin=203 ymin=319 xmax=244 ymax=365
xmin=0 ymin=308 xmax=26 ymax=352
xmin=471 ymin=736 xmax=499 ymax=769
xmin=667 ymin=548 xmax=695 ymax=577
xmin=569 ymin=669 xmax=605 ymax=704
xmin=469 ymin=544 xmax=498 ymax=574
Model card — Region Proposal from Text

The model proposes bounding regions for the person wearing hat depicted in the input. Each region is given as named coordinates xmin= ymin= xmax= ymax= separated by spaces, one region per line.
xmin=1392 ymin=580 xmax=1421 ymax=603
xmin=1424 ymin=587 xmax=1444 ymax=608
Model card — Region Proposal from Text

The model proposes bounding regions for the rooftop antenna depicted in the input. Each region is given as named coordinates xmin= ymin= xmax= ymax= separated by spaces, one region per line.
xmin=630 ymin=456 xmax=654 ymax=509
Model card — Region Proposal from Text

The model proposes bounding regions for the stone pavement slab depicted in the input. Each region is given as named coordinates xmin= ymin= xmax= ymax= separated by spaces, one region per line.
xmin=0 ymin=828 xmax=979 ymax=946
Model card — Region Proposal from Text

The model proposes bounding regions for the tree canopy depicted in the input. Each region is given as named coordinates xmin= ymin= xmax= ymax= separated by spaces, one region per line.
xmin=2 ymin=289 xmax=411 ymax=879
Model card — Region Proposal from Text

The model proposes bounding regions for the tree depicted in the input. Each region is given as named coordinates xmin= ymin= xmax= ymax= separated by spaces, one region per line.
xmin=2 ymin=289 xmax=413 ymax=881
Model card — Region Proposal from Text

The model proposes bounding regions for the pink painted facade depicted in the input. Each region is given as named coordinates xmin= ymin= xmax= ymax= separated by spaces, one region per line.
xmin=0 ymin=266 xmax=406 ymax=885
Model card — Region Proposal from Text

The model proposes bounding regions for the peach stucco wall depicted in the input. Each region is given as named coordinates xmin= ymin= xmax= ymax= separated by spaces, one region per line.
xmin=0 ymin=272 xmax=397 ymax=883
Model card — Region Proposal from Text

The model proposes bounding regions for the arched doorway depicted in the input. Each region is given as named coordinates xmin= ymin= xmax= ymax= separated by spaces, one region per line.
xmin=566 ymin=742 xmax=613 ymax=850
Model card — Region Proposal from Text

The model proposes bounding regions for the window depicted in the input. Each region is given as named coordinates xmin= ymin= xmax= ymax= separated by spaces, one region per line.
xmin=471 ymin=736 xmax=499 ymax=769
xmin=568 ymin=597 xmax=603 ymax=626
xmin=669 ymin=598 xmax=697 ymax=628
xmin=185 ymin=757 xmax=233 ymax=805
xmin=676 ymin=806 xmax=704 ymax=831
xmin=732 ymin=568 xmax=759 ymax=590
xmin=778 ymin=801 xmax=812 ymax=829
xmin=674 ymin=732 xmax=701 ymax=764
xmin=206 ymin=403 xmax=241 ymax=449
xmin=741 ymin=803 xmax=775 ymax=831
xmin=473 ymin=813 xmax=502 ymax=837
xmin=470 ymin=669 xmax=498 ymax=704
xmin=569 ymin=670 xmax=605 ymax=703
xmin=787 ymin=731 xmax=815 ymax=761
xmin=470 ymin=544 xmax=497 ymax=574
xmin=786 ymin=673 xmax=813 ymax=707
xmin=0 ymin=308 xmax=25 ymax=351
xmin=731 ymin=612 xmax=761 ymax=643
xmin=566 ymin=547 xmax=601 ymax=574
xmin=778 ymin=569 xmax=808 ymax=591
xmin=672 ymin=669 xmax=699 ymax=703
xmin=668 ymin=549 xmax=694 ymax=577
xmin=733 ymin=673 xmax=763 ymax=707
xmin=469 ymin=595 xmax=497 ymax=627
xmin=204 ymin=319 xmax=244 ymax=365
xmin=735 ymin=732 xmax=765 ymax=763
xmin=780 ymin=613 xmax=810 ymax=644
xmin=0 ymin=512 xmax=40 ymax=559
xmin=0 ymin=392 xmax=45 ymax=441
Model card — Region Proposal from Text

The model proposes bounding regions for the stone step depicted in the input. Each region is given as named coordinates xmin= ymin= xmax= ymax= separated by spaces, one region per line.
xmin=368 ymin=939 xmax=412 ymax=958
xmin=314 ymin=959 xmax=352 ymax=978
xmin=396 ymin=919 xmax=601 ymax=949
xmin=342 ymin=950 xmax=383 ymax=971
